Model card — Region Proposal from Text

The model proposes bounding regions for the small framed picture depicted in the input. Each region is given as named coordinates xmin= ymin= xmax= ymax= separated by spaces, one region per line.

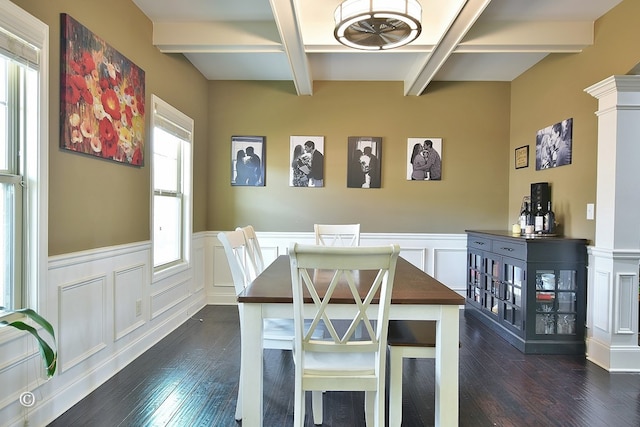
xmin=231 ymin=136 xmax=265 ymax=186
xmin=515 ymin=145 xmax=529 ymax=169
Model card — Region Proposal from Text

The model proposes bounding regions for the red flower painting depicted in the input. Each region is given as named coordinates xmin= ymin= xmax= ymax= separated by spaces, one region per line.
xmin=60 ymin=14 xmax=145 ymax=166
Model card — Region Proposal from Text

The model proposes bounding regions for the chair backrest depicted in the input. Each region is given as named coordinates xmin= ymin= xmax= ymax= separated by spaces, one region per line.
xmin=314 ymin=223 xmax=361 ymax=246
xmin=289 ymin=243 xmax=400 ymax=357
xmin=218 ymin=230 xmax=253 ymax=295
xmin=236 ymin=225 xmax=264 ymax=277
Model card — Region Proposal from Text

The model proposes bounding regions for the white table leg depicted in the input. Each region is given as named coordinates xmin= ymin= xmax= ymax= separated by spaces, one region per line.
xmin=435 ymin=306 xmax=459 ymax=427
xmin=241 ymin=302 xmax=264 ymax=426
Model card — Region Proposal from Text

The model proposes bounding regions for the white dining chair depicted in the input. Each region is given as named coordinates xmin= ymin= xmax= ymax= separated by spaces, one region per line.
xmin=314 ymin=223 xmax=361 ymax=246
xmin=218 ymin=229 xmax=324 ymax=421
xmin=218 ymin=230 xmax=294 ymax=421
xmin=236 ymin=225 xmax=264 ymax=277
xmin=289 ymin=243 xmax=400 ymax=427
xmin=387 ymin=320 xmax=437 ymax=427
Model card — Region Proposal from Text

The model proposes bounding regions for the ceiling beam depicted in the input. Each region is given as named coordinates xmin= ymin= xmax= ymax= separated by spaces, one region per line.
xmin=404 ymin=0 xmax=493 ymax=96
xmin=153 ymin=21 xmax=282 ymax=53
xmin=269 ymin=0 xmax=313 ymax=96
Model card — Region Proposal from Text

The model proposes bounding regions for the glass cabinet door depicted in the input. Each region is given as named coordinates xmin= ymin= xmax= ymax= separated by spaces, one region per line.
xmin=501 ymin=258 xmax=524 ymax=332
xmin=534 ymin=269 xmax=577 ymax=336
xmin=467 ymin=251 xmax=483 ymax=307
xmin=483 ymin=255 xmax=500 ymax=317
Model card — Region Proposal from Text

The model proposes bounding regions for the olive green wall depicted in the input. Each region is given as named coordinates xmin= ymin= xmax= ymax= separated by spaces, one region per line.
xmin=12 ymin=0 xmax=210 ymax=256
xmin=13 ymin=0 xmax=637 ymax=254
xmin=509 ymin=0 xmax=640 ymax=242
xmin=208 ymin=80 xmax=511 ymax=232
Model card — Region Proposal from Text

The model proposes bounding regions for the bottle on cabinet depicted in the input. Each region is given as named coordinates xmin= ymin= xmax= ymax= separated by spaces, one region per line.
xmin=544 ymin=201 xmax=555 ymax=234
xmin=534 ymin=203 xmax=545 ymax=233
xmin=519 ymin=201 xmax=530 ymax=233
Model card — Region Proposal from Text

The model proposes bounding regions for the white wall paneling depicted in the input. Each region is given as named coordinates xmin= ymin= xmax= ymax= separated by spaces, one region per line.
xmin=58 ymin=275 xmax=107 ymax=373
xmin=114 ymin=264 xmax=146 ymax=341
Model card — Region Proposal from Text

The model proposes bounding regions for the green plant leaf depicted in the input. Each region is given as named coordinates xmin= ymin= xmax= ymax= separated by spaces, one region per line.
xmin=0 ymin=307 xmax=57 ymax=378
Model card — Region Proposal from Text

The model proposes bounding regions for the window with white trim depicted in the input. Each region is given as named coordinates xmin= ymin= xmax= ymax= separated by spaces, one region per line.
xmin=151 ymin=95 xmax=192 ymax=273
xmin=0 ymin=0 xmax=47 ymax=312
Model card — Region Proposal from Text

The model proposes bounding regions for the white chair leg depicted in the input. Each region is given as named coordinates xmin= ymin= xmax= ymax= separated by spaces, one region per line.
xmin=388 ymin=348 xmax=403 ymax=427
xmin=364 ymin=391 xmax=376 ymax=426
xmin=235 ymin=367 xmax=243 ymax=421
xmin=294 ymin=381 xmax=305 ymax=427
xmin=312 ymin=390 xmax=323 ymax=425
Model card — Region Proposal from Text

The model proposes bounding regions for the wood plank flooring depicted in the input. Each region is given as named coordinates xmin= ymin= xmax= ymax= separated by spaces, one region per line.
xmin=48 ymin=305 xmax=640 ymax=426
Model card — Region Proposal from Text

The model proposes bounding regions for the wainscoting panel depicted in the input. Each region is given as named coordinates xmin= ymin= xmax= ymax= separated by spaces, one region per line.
xmin=58 ymin=275 xmax=107 ymax=373
xmin=150 ymin=278 xmax=190 ymax=320
xmin=114 ymin=264 xmax=146 ymax=341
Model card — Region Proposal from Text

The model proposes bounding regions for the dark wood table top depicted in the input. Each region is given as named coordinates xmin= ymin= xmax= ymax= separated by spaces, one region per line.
xmin=237 ymin=255 xmax=464 ymax=305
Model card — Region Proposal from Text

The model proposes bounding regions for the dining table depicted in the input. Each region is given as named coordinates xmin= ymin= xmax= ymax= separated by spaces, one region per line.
xmin=237 ymin=254 xmax=465 ymax=426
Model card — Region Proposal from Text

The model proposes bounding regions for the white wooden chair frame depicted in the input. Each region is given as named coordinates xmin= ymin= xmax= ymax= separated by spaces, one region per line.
xmin=314 ymin=223 xmax=361 ymax=247
xmin=289 ymin=243 xmax=400 ymax=427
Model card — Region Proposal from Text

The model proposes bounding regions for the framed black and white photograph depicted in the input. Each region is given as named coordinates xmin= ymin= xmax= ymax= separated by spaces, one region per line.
xmin=290 ymin=136 xmax=324 ymax=187
xmin=406 ymin=138 xmax=442 ymax=180
xmin=347 ymin=136 xmax=382 ymax=188
xmin=536 ymin=118 xmax=573 ymax=170
xmin=231 ymin=135 xmax=265 ymax=186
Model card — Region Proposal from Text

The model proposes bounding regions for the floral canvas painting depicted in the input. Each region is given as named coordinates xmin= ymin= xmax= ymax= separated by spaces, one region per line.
xmin=60 ymin=14 xmax=145 ymax=166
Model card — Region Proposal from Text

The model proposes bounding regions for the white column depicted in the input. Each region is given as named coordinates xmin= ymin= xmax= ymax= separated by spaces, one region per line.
xmin=584 ymin=76 xmax=640 ymax=372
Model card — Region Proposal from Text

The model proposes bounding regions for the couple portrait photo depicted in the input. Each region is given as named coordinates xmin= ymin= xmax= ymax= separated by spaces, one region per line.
xmin=231 ymin=135 xmax=265 ymax=186
xmin=289 ymin=136 xmax=324 ymax=187
xmin=407 ymin=137 xmax=442 ymax=181
xmin=535 ymin=118 xmax=572 ymax=170
xmin=347 ymin=137 xmax=382 ymax=189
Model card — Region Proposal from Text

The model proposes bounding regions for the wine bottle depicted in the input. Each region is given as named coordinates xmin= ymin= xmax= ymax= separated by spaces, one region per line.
xmin=534 ymin=203 xmax=544 ymax=233
xmin=544 ymin=201 xmax=555 ymax=234
xmin=519 ymin=202 xmax=529 ymax=233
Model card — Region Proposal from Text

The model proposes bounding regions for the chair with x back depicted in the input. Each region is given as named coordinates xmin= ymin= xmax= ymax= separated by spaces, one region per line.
xmin=236 ymin=225 xmax=264 ymax=278
xmin=289 ymin=243 xmax=400 ymax=427
xmin=218 ymin=230 xmax=297 ymax=421
xmin=314 ymin=223 xmax=361 ymax=247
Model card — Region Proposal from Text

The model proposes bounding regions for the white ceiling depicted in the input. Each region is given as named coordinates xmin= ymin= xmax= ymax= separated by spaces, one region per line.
xmin=131 ymin=0 xmax=622 ymax=96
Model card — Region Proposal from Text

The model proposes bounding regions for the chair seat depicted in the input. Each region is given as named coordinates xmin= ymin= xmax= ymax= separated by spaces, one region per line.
xmin=303 ymin=351 xmax=375 ymax=375
xmin=263 ymin=319 xmax=325 ymax=343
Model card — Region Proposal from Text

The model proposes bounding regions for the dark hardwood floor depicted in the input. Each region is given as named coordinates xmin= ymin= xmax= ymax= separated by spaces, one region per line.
xmin=48 ymin=305 xmax=640 ymax=427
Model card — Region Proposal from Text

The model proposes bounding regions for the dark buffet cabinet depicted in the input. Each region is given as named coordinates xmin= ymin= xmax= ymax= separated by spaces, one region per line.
xmin=465 ymin=230 xmax=587 ymax=354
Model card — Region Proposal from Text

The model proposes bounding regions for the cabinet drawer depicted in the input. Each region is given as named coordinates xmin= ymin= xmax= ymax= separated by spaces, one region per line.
xmin=467 ymin=235 xmax=491 ymax=251
xmin=492 ymin=240 xmax=525 ymax=259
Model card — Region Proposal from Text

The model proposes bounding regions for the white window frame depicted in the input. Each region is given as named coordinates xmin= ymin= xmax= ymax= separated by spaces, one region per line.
xmin=151 ymin=95 xmax=193 ymax=279
xmin=0 ymin=0 xmax=48 ymax=316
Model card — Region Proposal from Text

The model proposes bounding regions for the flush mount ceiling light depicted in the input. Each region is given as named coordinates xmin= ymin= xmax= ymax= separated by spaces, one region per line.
xmin=334 ymin=0 xmax=422 ymax=50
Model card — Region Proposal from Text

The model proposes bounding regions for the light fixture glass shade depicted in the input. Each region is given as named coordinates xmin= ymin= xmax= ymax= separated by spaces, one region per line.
xmin=334 ymin=0 xmax=422 ymax=50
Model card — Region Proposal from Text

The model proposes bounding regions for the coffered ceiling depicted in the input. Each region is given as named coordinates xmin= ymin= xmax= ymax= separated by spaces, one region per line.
xmin=132 ymin=0 xmax=622 ymax=96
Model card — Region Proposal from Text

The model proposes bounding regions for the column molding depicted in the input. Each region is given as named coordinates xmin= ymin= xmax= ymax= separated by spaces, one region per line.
xmin=584 ymin=75 xmax=640 ymax=372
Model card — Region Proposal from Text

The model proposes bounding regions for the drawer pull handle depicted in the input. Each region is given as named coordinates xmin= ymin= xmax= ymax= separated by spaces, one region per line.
xmin=474 ymin=241 xmax=485 ymax=245
xmin=500 ymin=247 xmax=513 ymax=251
